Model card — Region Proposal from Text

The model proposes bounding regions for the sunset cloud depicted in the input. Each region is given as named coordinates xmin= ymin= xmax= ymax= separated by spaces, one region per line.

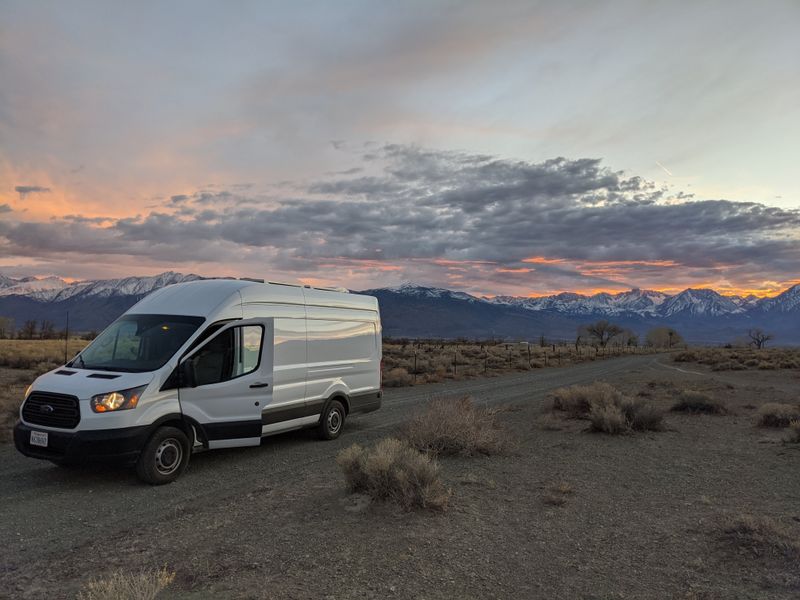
xmin=1 ymin=145 xmax=798 ymax=296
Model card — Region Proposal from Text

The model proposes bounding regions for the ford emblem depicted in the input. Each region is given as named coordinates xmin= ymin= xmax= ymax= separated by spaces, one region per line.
xmin=40 ymin=404 xmax=55 ymax=414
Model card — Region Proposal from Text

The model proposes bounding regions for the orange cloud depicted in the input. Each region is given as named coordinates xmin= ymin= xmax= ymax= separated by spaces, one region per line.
xmin=521 ymin=256 xmax=566 ymax=264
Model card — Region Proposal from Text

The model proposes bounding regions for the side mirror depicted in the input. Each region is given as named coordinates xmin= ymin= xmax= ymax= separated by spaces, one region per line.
xmin=179 ymin=359 xmax=197 ymax=388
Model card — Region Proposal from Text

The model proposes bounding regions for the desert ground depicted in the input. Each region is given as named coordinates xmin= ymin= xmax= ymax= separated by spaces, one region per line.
xmin=1 ymin=347 xmax=799 ymax=599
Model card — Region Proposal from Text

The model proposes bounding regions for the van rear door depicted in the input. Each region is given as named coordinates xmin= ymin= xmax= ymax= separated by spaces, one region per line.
xmin=177 ymin=318 xmax=273 ymax=449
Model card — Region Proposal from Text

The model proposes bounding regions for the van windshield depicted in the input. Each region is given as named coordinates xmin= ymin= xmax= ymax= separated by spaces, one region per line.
xmin=72 ymin=314 xmax=205 ymax=373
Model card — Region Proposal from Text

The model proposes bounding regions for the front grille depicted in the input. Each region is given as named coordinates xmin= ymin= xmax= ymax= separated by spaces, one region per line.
xmin=22 ymin=392 xmax=81 ymax=429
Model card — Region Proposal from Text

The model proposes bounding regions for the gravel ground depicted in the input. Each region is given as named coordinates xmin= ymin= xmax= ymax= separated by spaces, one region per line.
xmin=1 ymin=354 xmax=798 ymax=599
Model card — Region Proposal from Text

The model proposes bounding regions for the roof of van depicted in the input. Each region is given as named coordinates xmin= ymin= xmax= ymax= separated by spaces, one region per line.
xmin=127 ymin=278 xmax=378 ymax=317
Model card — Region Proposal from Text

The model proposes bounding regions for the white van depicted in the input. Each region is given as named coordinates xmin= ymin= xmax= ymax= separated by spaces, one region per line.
xmin=14 ymin=279 xmax=382 ymax=484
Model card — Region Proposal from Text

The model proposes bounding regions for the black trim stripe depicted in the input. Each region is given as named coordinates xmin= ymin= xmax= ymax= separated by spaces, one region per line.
xmin=261 ymin=400 xmax=325 ymax=425
xmin=203 ymin=420 xmax=262 ymax=440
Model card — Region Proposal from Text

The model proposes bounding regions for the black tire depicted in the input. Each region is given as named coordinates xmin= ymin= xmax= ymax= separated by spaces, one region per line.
xmin=318 ymin=399 xmax=346 ymax=440
xmin=135 ymin=426 xmax=191 ymax=485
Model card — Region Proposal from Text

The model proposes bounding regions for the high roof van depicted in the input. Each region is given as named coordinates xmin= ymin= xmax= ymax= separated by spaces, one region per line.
xmin=14 ymin=279 xmax=382 ymax=484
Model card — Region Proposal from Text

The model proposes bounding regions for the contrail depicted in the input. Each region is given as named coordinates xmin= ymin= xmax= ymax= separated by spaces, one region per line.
xmin=655 ymin=161 xmax=674 ymax=177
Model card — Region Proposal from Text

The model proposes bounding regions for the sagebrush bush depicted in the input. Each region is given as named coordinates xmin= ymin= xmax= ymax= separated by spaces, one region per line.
xmin=77 ymin=567 xmax=175 ymax=600
xmin=588 ymin=399 xmax=628 ymax=434
xmin=757 ymin=403 xmax=800 ymax=428
xmin=553 ymin=382 xmax=663 ymax=434
xmin=672 ymin=347 xmax=800 ymax=372
xmin=783 ymin=420 xmax=800 ymax=444
xmin=383 ymin=367 xmax=414 ymax=387
xmin=337 ymin=438 xmax=450 ymax=510
xmin=403 ymin=396 xmax=510 ymax=456
xmin=620 ymin=398 xmax=665 ymax=431
xmin=551 ymin=382 xmax=624 ymax=418
xmin=719 ymin=514 xmax=800 ymax=561
xmin=671 ymin=390 xmax=727 ymax=415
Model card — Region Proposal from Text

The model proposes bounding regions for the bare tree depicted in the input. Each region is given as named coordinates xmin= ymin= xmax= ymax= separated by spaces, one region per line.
xmin=748 ymin=328 xmax=773 ymax=350
xmin=0 ymin=316 xmax=13 ymax=339
xmin=39 ymin=319 xmax=56 ymax=340
xmin=585 ymin=320 xmax=624 ymax=348
xmin=19 ymin=320 xmax=37 ymax=339
xmin=646 ymin=326 xmax=684 ymax=348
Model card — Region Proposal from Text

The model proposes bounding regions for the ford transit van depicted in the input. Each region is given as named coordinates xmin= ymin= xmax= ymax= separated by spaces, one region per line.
xmin=14 ymin=279 xmax=382 ymax=484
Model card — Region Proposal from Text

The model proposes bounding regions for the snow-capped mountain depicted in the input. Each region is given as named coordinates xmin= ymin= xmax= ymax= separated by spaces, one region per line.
xmin=0 ymin=274 xmax=798 ymax=343
xmin=0 ymin=276 xmax=70 ymax=297
xmin=381 ymin=282 xmax=480 ymax=303
xmin=489 ymin=288 xmax=669 ymax=316
xmin=658 ymin=288 xmax=745 ymax=317
xmin=756 ymin=284 xmax=800 ymax=313
xmin=0 ymin=271 xmax=201 ymax=301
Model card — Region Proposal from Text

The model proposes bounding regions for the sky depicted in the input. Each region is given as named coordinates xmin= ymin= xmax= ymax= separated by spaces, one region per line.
xmin=1 ymin=0 xmax=799 ymax=297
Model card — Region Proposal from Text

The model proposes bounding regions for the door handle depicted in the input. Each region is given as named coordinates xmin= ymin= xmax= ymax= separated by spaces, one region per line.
xmin=249 ymin=382 xmax=270 ymax=389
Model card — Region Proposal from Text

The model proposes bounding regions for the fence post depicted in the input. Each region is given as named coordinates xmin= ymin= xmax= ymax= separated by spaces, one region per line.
xmin=453 ymin=351 xmax=457 ymax=376
xmin=414 ymin=350 xmax=418 ymax=384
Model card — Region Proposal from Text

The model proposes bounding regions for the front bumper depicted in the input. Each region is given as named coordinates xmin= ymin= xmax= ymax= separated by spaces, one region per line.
xmin=14 ymin=421 xmax=150 ymax=465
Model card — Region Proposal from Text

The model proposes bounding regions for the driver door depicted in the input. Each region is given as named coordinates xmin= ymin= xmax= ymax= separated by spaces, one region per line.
xmin=178 ymin=318 xmax=273 ymax=449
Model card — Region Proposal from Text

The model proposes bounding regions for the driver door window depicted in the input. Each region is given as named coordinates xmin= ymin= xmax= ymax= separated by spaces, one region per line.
xmin=192 ymin=325 xmax=263 ymax=386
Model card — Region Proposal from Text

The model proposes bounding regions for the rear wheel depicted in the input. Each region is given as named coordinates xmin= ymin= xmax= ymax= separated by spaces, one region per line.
xmin=136 ymin=426 xmax=190 ymax=485
xmin=318 ymin=399 xmax=346 ymax=440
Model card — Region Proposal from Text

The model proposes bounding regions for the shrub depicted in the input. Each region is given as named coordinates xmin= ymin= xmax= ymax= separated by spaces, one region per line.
xmin=337 ymin=438 xmax=450 ymax=510
xmin=783 ymin=420 xmax=800 ymax=444
xmin=77 ymin=567 xmax=175 ymax=600
xmin=718 ymin=515 xmax=800 ymax=561
xmin=588 ymin=399 xmax=629 ymax=434
xmin=383 ymin=367 xmax=414 ymax=387
xmin=551 ymin=382 xmax=623 ymax=418
xmin=554 ymin=383 xmax=664 ymax=434
xmin=671 ymin=391 xmax=727 ymax=415
xmin=620 ymin=398 xmax=665 ymax=431
xmin=757 ymin=403 xmax=800 ymax=428
xmin=403 ymin=396 xmax=509 ymax=456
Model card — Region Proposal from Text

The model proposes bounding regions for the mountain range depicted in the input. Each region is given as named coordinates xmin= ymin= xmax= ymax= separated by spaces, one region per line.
xmin=0 ymin=273 xmax=798 ymax=344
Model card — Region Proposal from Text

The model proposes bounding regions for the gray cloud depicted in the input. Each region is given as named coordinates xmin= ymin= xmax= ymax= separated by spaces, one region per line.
xmin=15 ymin=185 xmax=51 ymax=199
xmin=2 ymin=145 xmax=798 ymax=293
xmin=0 ymin=204 xmax=11 ymax=213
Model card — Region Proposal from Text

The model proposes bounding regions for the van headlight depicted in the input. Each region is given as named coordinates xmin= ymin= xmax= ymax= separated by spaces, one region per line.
xmin=90 ymin=385 xmax=147 ymax=413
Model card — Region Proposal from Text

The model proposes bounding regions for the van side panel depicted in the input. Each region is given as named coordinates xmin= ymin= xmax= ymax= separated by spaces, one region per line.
xmin=304 ymin=306 xmax=380 ymax=408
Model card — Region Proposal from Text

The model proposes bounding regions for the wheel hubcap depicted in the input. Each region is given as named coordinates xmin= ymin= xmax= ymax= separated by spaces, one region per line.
xmin=155 ymin=438 xmax=183 ymax=475
xmin=328 ymin=409 xmax=342 ymax=434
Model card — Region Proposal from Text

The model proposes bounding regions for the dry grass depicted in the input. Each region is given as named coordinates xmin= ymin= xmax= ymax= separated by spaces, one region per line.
xmin=382 ymin=339 xmax=660 ymax=387
xmin=0 ymin=368 xmax=34 ymax=443
xmin=783 ymin=420 xmax=800 ymax=443
xmin=551 ymin=382 xmax=624 ymax=418
xmin=0 ymin=339 xmax=86 ymax=370
xmin=674 ymin=347 xmax=800 ymax=371
xmin=337 ymin=438 xmax=450 ymax=510
xmin=383 ymin=367 xmax=414 ymax=387
xmin=671 ymin=390 xmax=728 ymax=415
xmin=403 ymin=396 xmax=511 ymax=456
xmin=718 ymin=514 xmax=800 ymax=561
xmin=757 ymin=403 xmax=800 ymax=428
xmin=77 ymin=567 xmax=175 ymax=600
xmin=542 ymin=482 xmax=575 ymax=506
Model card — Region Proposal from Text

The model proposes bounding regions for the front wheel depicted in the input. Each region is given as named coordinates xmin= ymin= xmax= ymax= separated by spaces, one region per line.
xmin=136 ymin=426 xmax=191 ymax=485
xmin=318 ymin=400 xmax=346 ymax=440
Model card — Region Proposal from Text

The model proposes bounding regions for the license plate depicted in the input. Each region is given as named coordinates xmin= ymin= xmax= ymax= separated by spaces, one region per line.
xmin=30 ymin=430 xmax=48 ymax=447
